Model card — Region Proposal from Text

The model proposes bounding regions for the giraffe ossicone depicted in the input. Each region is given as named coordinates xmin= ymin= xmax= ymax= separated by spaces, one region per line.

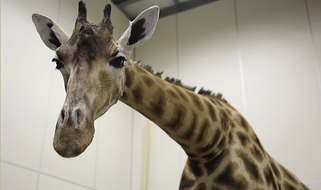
xmin=32 ymin=1 xmax=310 ymax=189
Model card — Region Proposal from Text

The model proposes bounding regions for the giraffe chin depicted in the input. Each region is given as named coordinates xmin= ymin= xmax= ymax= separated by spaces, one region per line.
xmin=53 ymin=122 xmax=95 ymax=158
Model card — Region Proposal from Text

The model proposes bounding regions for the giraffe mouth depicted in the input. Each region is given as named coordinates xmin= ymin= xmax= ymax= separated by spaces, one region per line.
xmin=53 ymin=118 xmax=95 ymax=158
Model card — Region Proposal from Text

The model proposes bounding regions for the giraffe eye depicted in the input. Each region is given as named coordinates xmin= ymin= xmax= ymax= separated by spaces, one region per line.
xmin=110 ymin=56 xmax=126 ymax=68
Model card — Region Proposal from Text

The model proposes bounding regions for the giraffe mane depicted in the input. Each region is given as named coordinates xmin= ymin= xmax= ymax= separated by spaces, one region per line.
xmin=137 ymin=63 xmax=228 ymax=103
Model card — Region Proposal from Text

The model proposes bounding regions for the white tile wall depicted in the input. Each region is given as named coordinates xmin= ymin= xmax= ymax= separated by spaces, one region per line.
xmin=1 ymin=163 xmax=38 ymax=190
xmin=236 ymin=0 xmax=321 ymax=182
xmin=1 ymin=0 xmax=60 ymax=171
xmin=136 ymin=15 xmax=178 ymax=77
xmin=37 ymin=175 xmax=91 ymax=190
xmin=148 ymin=122 xmax=182 ymax=190
xmin=178 ymin=0 xmax=246 ymax=114
xmin=95 ymin=103 xmax=132 ymax=190
xmin=40 ymin=128 xmax=98 ymax=187
xmin=307 ymin=183 xmax=321 ymax=190
xmin=131 ymin=111 xmax=151 ymax=190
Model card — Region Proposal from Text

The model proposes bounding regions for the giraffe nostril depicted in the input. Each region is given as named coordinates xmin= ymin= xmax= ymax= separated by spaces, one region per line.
xmin=75 ymin=108 xmax=83 ymax=125
xmin=61 ymin=110 xmax=65 ymax=123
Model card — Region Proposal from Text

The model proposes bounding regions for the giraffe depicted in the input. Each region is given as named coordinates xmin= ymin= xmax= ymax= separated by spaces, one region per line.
xmin=32 ymin=1 xmax=310 ymax=190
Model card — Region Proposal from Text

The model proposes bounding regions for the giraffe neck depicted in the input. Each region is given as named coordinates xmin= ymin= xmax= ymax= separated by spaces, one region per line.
xmin=120 ymin=62 xmax=231 ymax=162
xmin=119 ymin=63 xmax=310 ymax=190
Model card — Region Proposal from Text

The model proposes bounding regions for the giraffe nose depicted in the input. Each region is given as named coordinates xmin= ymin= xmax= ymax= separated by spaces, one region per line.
xmin=60 ymin=107 xmax=84 ymax=126
xmin=54 ymin=105 xmax=94 ymax=158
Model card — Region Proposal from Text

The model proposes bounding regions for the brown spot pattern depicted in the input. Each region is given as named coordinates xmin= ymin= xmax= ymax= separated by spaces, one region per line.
xmin=180 ymin=112 xmax=197 ymax=140
xmin=179 ymin=172 xmax=195 ymax=190
xmin=228 ymin=132 xmax=235 ymax=144
xmin=206 ymin=101 xmax=217 ymax=121
xmin=132 ymin=85 xmax=143 ymax=104
xmin=263 ymin=165 xmax=278 ymax=189
xmin=237 ymin=151 xmax=262 ymax=183
xmin=205 ymin=149 xmax=229 ymax=176
xmin=220 ymin=110 xmax=229 ymax=132
xmin=284 ymin=181 xmax=296 ymax=190
xmin=148 ymin=88 xmax=165 ymax=117
xmin=195 ymin=119 xmax=210 ymax=143
xmin=239 ymin=115 xmax=250 ymax=132
xmin=142 ymin=76 xmax=154 ymax=87
xmin=192 ymin=94 xmax=204 ymax=111
xmin=214 ymin=162 xmax=248 ymax=190
xmin=125 ymin=68 xmax=135 ymax=88
xmin=165 ymin=104 xmax=187 ymax=129
xmin=251 ymin=145 xmax=264 ymax=162
xmin=197 ymin=128 xmax=221 ymax=154
xmin=188 ymin=159 xmax=203 ymax=177
xmin=280 ymin=165 xmax=299 ymax=185
xmin=237 ymin=131 xmax=249 ymax=147
xmin=270 ymin=161 xmax=281 ymax=179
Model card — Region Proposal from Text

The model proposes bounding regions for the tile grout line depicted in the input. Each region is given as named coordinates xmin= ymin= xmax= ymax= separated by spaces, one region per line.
xmin=93 ymin=119 xmax=100 ymax=189
xmin=175 ymin=13 xmax=183 ymax=173
xmin=57 ymin=0 xmax=62 ymax=26
xmin=2 ymin=160 xmax=97 ymax=190
xmin=129 ymin=109 xmax=135 ymax=190
xmin=175 ymin=13 xmax=180 ymax=80
xmin=304 ymin=0 xmax=321 ymax=93
xmin=233 ymin=0 xmax=248 ymax=118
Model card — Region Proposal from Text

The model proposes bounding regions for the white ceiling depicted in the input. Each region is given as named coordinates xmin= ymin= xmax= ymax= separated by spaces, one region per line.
xmin=111 ymin=0 xmax=220 ymax=19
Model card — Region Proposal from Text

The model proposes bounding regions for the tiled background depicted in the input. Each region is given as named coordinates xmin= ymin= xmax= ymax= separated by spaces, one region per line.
xmin=1 ymin=0 xmax=321 ymax=190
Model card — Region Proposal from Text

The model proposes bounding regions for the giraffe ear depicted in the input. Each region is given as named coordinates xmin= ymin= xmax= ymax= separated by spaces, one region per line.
xmin=118 ymin=6 xmax=159 ymax=54
xmin=32 ymin=13 xmax=69 ymax=51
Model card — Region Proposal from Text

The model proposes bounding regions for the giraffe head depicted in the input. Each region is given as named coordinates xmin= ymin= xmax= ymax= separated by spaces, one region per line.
xmin=32 ymin=1 xmax=159 ymax=157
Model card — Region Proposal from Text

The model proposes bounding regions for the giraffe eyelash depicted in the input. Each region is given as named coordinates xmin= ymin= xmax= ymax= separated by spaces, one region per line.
xmin=109 ymin=51 xmax=127 ymax=68
xmin=110 ymin=56 xmax=126 ymax=68
xmin=52 ymin=57 xmax=64 ymax=70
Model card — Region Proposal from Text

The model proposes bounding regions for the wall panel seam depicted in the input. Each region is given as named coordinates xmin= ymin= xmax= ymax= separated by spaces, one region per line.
xmin=304 ymin=0 xmax=321 ymax=93
xmin=175 ymin=13 xmax=184 ymax=173
xmin=233 ymin=0 xmax=248 ymax=117
xmin=2 ymin=160 xmax=97 ymax=190
xmin=129 ymin=109 xmax=135 ymax=190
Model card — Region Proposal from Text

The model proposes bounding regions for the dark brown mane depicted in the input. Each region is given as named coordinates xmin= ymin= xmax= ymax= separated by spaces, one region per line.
xmin=137 ymin=63 xmax=228 ymax=103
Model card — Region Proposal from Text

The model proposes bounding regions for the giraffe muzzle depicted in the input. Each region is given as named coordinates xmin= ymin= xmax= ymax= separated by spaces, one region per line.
xmin=53 ymin=106 xmax=94 ymax=158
